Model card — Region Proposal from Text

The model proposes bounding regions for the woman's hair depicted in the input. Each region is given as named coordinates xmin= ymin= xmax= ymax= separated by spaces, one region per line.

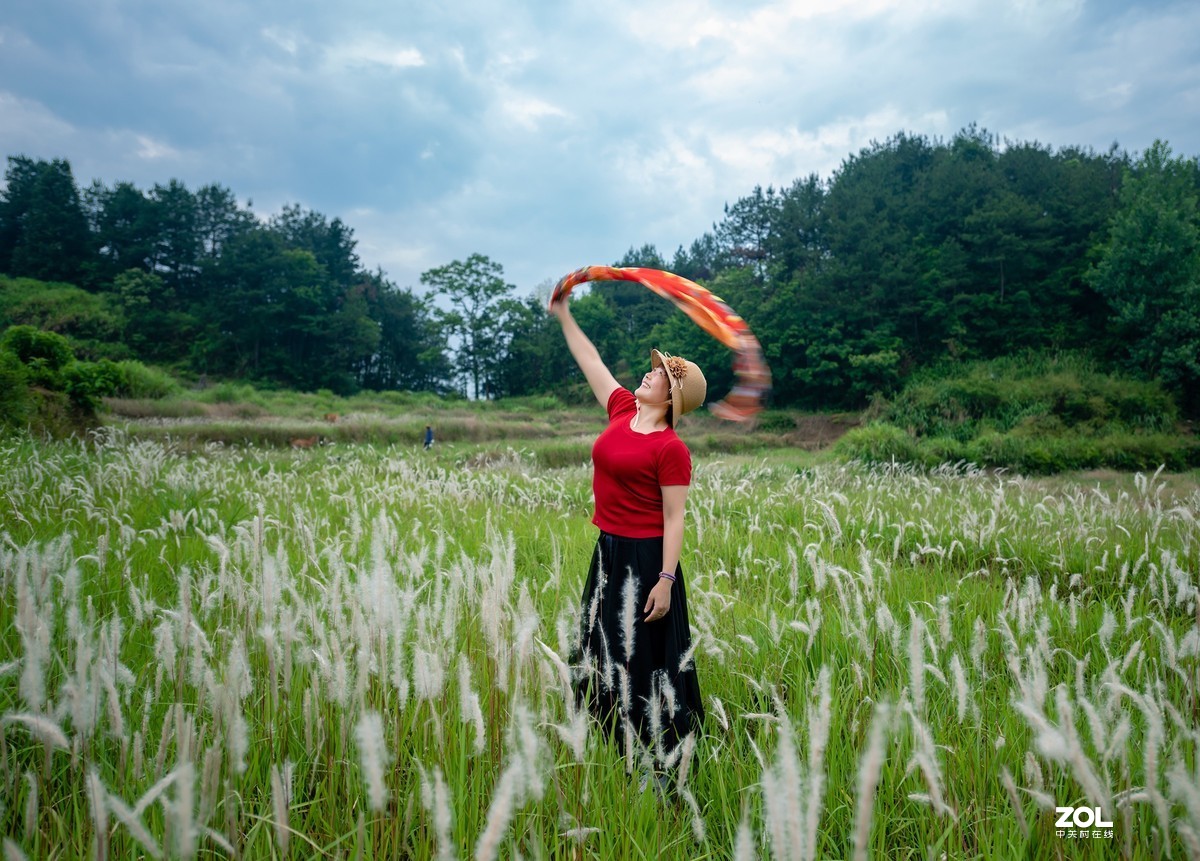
xmin=666 ymin=403 xmax=674 ymax=427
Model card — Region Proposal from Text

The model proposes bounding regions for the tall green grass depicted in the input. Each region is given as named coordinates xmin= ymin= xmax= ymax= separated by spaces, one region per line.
xmin=1 ymin=432 xmax=1198 ymax=859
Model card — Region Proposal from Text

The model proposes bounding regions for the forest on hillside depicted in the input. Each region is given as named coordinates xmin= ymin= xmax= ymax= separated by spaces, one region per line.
xmin=1 ymin=126 xmax=1198 ymax=413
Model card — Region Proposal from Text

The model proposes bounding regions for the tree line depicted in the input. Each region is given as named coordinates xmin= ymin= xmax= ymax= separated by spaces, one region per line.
xmin=2 ymin=125 xmax=1198 ymax=412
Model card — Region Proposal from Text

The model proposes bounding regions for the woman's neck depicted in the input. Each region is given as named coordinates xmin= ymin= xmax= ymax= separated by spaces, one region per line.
xmin=632 ymin=400 xmax=670 ymax=432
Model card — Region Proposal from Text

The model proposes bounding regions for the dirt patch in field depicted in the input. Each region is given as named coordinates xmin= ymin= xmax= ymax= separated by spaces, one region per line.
xmin=779 ymin=413 xmax=861 ymax=450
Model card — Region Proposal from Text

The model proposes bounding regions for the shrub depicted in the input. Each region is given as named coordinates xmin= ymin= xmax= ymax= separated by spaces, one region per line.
xmin=918 ymin=436 xmax=968 ymax=466
xmin=116 ymin=361 xmax=180 ymax=399
xmin=885 ymin=353 xmax=1180 ymax=437
xmin=834 ymin=423 xmax=922 ymax=465
xmin=0 ymin=325 xmax=76 ymax=388
xmin=61 ymin=360 xmax=125 ymax=410
xmin=0 ymin=349 xmax=32 ymax=429
xmin=207 ymin=381 xmax=259 ymax=404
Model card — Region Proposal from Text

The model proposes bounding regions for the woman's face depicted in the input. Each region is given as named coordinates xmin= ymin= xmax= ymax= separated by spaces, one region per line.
xmin=636 ymin=365 xmax=671 ymax=403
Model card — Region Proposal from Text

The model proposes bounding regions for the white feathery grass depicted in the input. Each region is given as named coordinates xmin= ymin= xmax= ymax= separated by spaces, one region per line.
xmin=550 ymin=704 xmax=588 ymax=763
xmin=414 ymin=645 xmax=446 ymax=702
xmin=710 ymin=695 xmax=729 ymax=731
xmin=761 ymin=699 xmax=805 ymax=860
xmin=733 ymin=806 xmax=756 ymax=861
xmin=419 ymin=761 xmax=459 ymax=860
xmin=271 ymin=763 xmax=290 ymax=856
xmin=458 ymin=656 xmax=487 ymax=754
xmin=86 ymin=767 xmax=109 ymax=858
xmin=852 ymin=702 xmax=891 ymax=861
xmin=168 ymin=761 xmax=196 ymax=859
xmin=681 ymin=787 xmax=706 ymax=843
xmin=475 ymin=762 xmax=521 ymax=861
xmin=908 ymin=609 xmax=925 ymax=714
xmin=3 ymin=839 xmax=29 ymax=861
xmin=22 ymin=771 xmax=37 ymax=842
xmin=355 ymin=711 xmax=389 ymax=812
xmin=804 ymin=667 xmax=832 ymax=861
xmin=620 ymin=571 xmax=637 ymax=664
xmin=998 ymin=767 xmax=1030 ymax=840
xmin=108 ymin=793 xmax=163 ymax=859
xmin=950 ymin=653 xmax=969 ymax=723
xmin=3 ymin=713 xmax=69 ymax=753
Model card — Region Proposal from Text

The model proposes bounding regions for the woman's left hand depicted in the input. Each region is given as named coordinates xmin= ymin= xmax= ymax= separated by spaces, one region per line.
xmin=643 ymin=579 xmax=673 ymax=622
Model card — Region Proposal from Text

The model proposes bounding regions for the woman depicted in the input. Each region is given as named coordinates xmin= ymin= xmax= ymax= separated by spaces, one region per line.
xmin=550 ymin=297 xmax=705 ymax=774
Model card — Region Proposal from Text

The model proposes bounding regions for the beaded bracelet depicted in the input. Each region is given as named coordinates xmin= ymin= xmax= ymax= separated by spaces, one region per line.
xmin=658 ymin=571 xmax=677 ymax=582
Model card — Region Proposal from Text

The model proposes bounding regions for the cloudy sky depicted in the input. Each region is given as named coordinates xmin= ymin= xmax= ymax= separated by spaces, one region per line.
xmin=2 ymin=0 xmax=1198 ymax=296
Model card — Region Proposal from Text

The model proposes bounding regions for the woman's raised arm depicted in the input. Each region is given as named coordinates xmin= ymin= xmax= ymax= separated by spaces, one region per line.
xmin=550 ymin=299 xmax=620 ymax=408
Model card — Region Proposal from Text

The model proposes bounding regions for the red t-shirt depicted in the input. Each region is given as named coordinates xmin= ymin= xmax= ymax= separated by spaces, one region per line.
xmin=591 ymin=388 xmax=692 ymax=538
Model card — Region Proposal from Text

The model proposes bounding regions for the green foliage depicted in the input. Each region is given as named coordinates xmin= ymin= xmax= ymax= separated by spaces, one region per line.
xmin=61 ymin=359 xmax=125 ymax=410
xmin=422 ymin=253 xmax=516 ymax=399
xmin=885 ymin=353 xmax=1177 ymax=440
xmin=114 ymin=360 xmax=180 ymax=399
xmin=836 ymin=354 xmax=1196 ymax=473
xmin=1087 ymin=141 xmax=1200 ymax=411
xmin=2 ymin=129 xmax=1196 ymax=417
xmin=833 ymin=422 xmax=923 ymax=464
xmin=0 ymin=275 xmax=124 ymax=357
xmin=0 ymin=324 xmax=76 ymax=388
xmin=964 ymin=429 xmax=1200 ymax=474
xmin=837 ymin=419 xmax=1200 ymax=474
xmin=204 ymin=381 xmax=263 ymax=405
xmin=0 ymin=348 xmax=31 ymax=428
xmin=3 ymin=438 xmax=1196 ymax=856
xmin=0 ymin=156 xmax=91 ymax=285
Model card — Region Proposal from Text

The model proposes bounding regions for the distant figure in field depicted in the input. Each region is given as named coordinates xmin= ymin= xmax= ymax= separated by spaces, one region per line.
xmin=290 ymin=435 xmax=320 ymax=449
xmin=424 ymin=425 xmax=434 ymax=450
xmin=324 ymin=412 xmax=339 ymax=423
xmin=549 ymin=295 xmax=706 ymax=795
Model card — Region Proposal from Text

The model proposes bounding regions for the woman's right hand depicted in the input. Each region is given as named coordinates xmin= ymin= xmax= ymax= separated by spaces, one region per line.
xmin=548 ymin=298 xmax=571 ymax=320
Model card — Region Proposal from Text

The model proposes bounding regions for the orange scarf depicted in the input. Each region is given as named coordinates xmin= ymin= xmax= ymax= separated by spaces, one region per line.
xmin=550 ymin=266 xmax=770 ymax=420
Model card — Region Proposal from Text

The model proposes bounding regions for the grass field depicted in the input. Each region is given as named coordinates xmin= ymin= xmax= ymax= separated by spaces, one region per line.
xmin=1 ymin=429 xmax=1198 ymax=859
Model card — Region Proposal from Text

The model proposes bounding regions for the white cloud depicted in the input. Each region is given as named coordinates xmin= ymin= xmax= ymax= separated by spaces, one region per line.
xmin=622 ymin=0 xmax=917 ymax=51
xmin=135 ymin=135 xmax=180 ymax=161
xmin=324 ymin=38 xmax=425 ymax=72
xmin=0 ymin=91 xmax=77 ymax=152
xmin=496 ymin=89 xmax=569 ymax=130
xmin=2 ymin=0 xmax=1198 ymax=296
xmin=261 ymin=27 xmax=302 ymax=56
xmin=707 ymin=108 xmax=953 ymax=185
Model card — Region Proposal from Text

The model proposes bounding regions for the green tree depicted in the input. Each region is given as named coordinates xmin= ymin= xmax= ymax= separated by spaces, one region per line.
xmin=422 ymin=254 xmax=515 ymax=399
xmin=715 ymin=185 xmax=780 ymax=281
xmin=111 ymin=269 xmax=193 ymax=361
xmin=355 ymin=271 xmax=448 ymax=392
xmin=270 ymin=204 xmax=360 ymax=287
xmin=0 ymin=157 xmax=92 ymax=285
xmin=1088 ymin=141 xmax=1200 ymax=412
xmin=148 ymin=180 xmax=200 ymax=303
xmin=84 ymin=180 xmax=157 ymax=283
xmin=195 ymin=184 xmax=253 ymax=261
xmin=491 ymin=292 xmax=567 ymax=398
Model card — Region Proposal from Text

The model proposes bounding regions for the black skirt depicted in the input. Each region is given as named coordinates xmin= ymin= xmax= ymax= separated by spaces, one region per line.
xmin=571 ymin=531 xmax=704 ymax=759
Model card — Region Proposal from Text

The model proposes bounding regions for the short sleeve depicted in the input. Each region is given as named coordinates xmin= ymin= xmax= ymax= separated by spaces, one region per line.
xmin=606 ymin=388 xmax=636 ymax=421
xmin=657 ymin=438 xmax=692 ymax=486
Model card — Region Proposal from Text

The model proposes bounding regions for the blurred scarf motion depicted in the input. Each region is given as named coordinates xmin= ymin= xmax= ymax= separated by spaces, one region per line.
xmin=550 ymin=265 xmax=771 ymax=420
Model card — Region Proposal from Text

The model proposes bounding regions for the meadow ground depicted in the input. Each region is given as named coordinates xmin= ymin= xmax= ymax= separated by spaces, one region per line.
xmin=1 ymin=428 xmax=1198 ymax=859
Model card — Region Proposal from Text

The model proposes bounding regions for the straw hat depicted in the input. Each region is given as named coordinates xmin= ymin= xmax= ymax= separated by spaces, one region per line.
xmin=650 ymin=349 xmax=706 ymax=426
